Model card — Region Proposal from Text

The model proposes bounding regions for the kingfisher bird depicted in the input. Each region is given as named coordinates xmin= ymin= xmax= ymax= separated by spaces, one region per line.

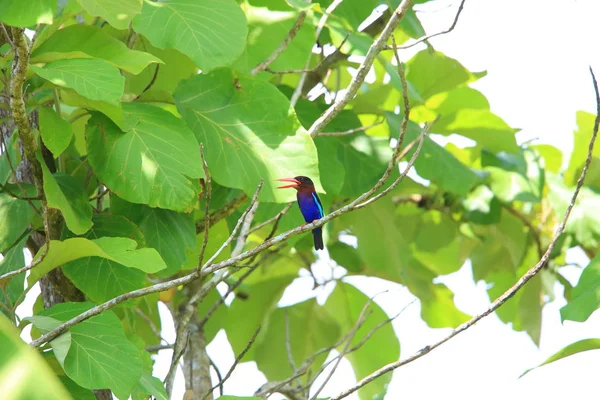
xmin=276 ymin=176 xmax=324 ymax=250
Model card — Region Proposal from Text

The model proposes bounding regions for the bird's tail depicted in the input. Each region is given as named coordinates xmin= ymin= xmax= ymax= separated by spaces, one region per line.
xmin=312 ymin=228 xmax=324 ymax=250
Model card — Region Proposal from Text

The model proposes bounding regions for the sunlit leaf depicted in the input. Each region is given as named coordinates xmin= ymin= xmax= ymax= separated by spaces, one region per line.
xmin=75 ymin=0 xmax=142 ymax=30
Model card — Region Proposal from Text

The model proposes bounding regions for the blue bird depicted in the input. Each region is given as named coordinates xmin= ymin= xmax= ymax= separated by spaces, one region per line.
xmin=276 ymin=176 xmax=324 ymax=250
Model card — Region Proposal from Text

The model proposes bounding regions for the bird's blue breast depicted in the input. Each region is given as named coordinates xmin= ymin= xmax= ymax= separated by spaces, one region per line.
xmin=297 ymin=192 xmax=324 ymax=223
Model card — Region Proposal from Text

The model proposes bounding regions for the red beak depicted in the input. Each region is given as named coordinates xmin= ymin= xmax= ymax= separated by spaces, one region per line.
xmin=276 ymin=178 xmax=300 ymax=189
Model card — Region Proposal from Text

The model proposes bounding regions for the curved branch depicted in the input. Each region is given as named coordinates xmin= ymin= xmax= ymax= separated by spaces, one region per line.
xmin=385 ymin=0 xmax=467 ymax=51
xmin=329 ymin=66 xmax=600 ymax=400
xmin=307 ymin=0 xmax=413 ymax=137
xmin=251 ymin=11 xmax=307 ymax=75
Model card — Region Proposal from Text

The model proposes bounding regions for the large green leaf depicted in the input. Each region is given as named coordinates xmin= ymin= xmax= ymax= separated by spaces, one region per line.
xmin=0 ymin=193 xmax=34 ymax=252
xmin=32 ymin=302 xmax=143 ymax=399
xmin=133 ymin=0 xmax=248 ymax=72
xmin=433 ymin=109 xmax=519 ymax=154
xmin=0 ymin=234 xmax=28 ymax=318
xmin=547 ymin=175 xmax=600 ymax=249
xmin=61 ymin=88 xmax=126 ymax=130
xmin=63 ymin=214 xmax=147 ymax=303
xmin=238 ymin=6 xmax=315 ymax=73
xmin=132 ymin=372 xmax=168 ymax=400
xmin=566 ymin=111 xmax=600 ymax=185
xmin=406 ymin=50 xmax=475 ymax=100
xmin=174 ymin=69 xmax=322 ymax=203
xmin=521 ymin=339 xmax=600 ymax=377
xmin=39 ymin=106 xmax=73 ymax=158
xmin=27 ymin=237 xmax=167 ymax=286
xmin=75 ymin=0 xmax=142 ymax=29
xmin=137 ymin=206 xmax=196 ymax=276
xmin=0 ymin=315 xmax=72 ymax=400
xmin=225 ymin=275 xmax=296 ymax=359
xmin=482 ymin=148 xmax=544 ymax=203
xmin=343 ymin=201 xmax=470 ymax=328
xmin=31 ymin=24 xmax=162 ymax=75
xmin=31 ymin=59 xmax=124 ymax=105
xmin=325 ymin=282 xmax=400 ymax=400
xmin=86 ymin=103 xmax=204 ymax=212
xmin=39 ymin=153 xmax=93 ymax=235
xmin=0 ymin=0 xmax=56 ymax=27
xmin=254 ymin=299 xmax=341 ymax=382
xmin=561 ymin=254 xmax=600 ymax=322
xmin=387 ymin=113 xmax=482 ymax=196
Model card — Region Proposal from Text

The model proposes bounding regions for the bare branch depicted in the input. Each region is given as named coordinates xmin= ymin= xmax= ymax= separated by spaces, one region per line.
xmin=307 ymin=0 xmax=413 ymax=137
xmin=231 ymin=200 xmax=259 ymax=258
xmin=203 ymin=326 xmax=261 ymax=400
xmin=133 ymin=64 xmax=160 ymax=101
xmin=247 ymin=203 xmax=293 ymax=236
xmin=315 ymin=119 xmax=385 ymax=137
xmin=384 ymin=0 xmax=466 ymax=51
xmin=251 ymin=11 xmax=308 ymax=75
xmin=330 ymin=66 xmax=600 ymax=400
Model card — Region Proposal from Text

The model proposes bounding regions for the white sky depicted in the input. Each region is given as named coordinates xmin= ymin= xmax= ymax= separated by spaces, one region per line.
xmin=11 ymin=1 xmax=600 ymax=399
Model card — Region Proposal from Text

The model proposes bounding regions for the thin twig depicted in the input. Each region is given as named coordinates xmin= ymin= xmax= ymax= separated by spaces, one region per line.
xmin=203 ymin=326 xmax=262 ymax=400
xmin=504 ymin=205 xmax=544 ymax=258
xmin=285 ymin=311 xmax=303 ymax=389
xmin=208 ymin=357 xmax=224 ymax=397
xmin=384 ymin=0 xmax=467 ymax=51
xmin=0 ymin=181 xmax=42 ymax=201
xmin=197 ymin=144 xmax=212 ymax=267
xmin=133 ymin=64 xmax=160 ymax=101
xmin=307 ymin=0 xmax=413 ymax=137
xmin=330 ymin=67 xmax=600 ymax=400
xmin=146 ymin=343 xmax=173 ymax=352
xmin=290 ymin=0 xmax=344 ymax=106
xmin=247 ymin=203 xmax=293 ymax=236
xmin=231 ymin=200 xmax=259 ymax=257
xmin=251 ymin=11 xmax=308 ymax=75
xmin=315 ymin=119 xmax=385 ymax=137
xmin=196 ymin=192 xmax=248 ymax=234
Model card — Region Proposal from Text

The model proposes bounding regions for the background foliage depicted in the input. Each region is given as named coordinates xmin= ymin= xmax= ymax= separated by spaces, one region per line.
xmin=0 ymin=0 xmax=598 ymax=399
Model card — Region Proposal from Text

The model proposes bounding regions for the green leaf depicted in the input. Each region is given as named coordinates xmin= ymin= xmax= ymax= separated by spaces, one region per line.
xmin=31 ymin=24 xmax=162 ymax=75
xmin=86 ymin=103 xmax=204 ymax=212
xmin=137 ymin=206 xmax=196 ymax=275
xmin=36 ymin=302 xmax=143 ymax=399
xmin=31 ymin=59 xmax=124 ymax=105
xmin=462 ymin=185 xmax=501 ymax=225
xmin=239 ymin=7 xmax=315 ymax=73
xmin=0 ymin=234 xmax=28 ymax=318
xmin=132 ymin=372 xmax=168 ymax=400
xmin=75 ymin=0 xmax=142 ymax=29
xmin=482 ymin=148 xmax=545 ymax=203
xmin=125 ymin=39 xmax=197 ymax=97
xmin=0 ymin=133 xmax=19 ymax=184
xmin=0 ymin=0 xmax=56 ymax=27
xmin=561 ymin=254 xmax=600 ymax=322
xmin=324 ymin=282 xmax=400 ymax=400
xmin=39 ymin=153 xmax=93 ymax=235
xmin=61 ymin=88 xmax=126 ymax=130
xmin=521 ymin=339 xmax=600 ymax=377
xmin=254 ymin=299 xmax=341 ymax=382
xmin=39 ymin=106 xmax=73 ymax=158
xmin=225 ymin=275 xmax=296 ymax=359
xmin=387 ymin=113 xmax=482 ymax=196
xmin=343 ymin=202 xmax=469 ymax=328
xmin=433 ymin=109 xmax=519 ymax=154
xmin=62 ymin=214 xmax=147 ymax=303
xmin=0 ymin=315 xmax=72 ymax=400
xmin=27 ymin=237 xmax=167 ymax=286
xmin=566 ymin=111 xmax=600 ymax=185
xmin=0 ymin=193 xmax=34 ymax=252
xmin=174 ymin=69 xmax=322 ymax=203
xmin=185 ymin=219 xmax=231 ymax=270
xmin=406 ymin=50 xmax=474 ymax=100
xmin=547 ymin=175 xmax=600 ymax=249
xmin=133 ymin=0 xmax=248 ymax=71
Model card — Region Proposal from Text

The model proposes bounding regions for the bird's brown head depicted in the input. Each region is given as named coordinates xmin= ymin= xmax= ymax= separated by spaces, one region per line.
xmin=276 ymin=176 xmax=315 ymax=192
